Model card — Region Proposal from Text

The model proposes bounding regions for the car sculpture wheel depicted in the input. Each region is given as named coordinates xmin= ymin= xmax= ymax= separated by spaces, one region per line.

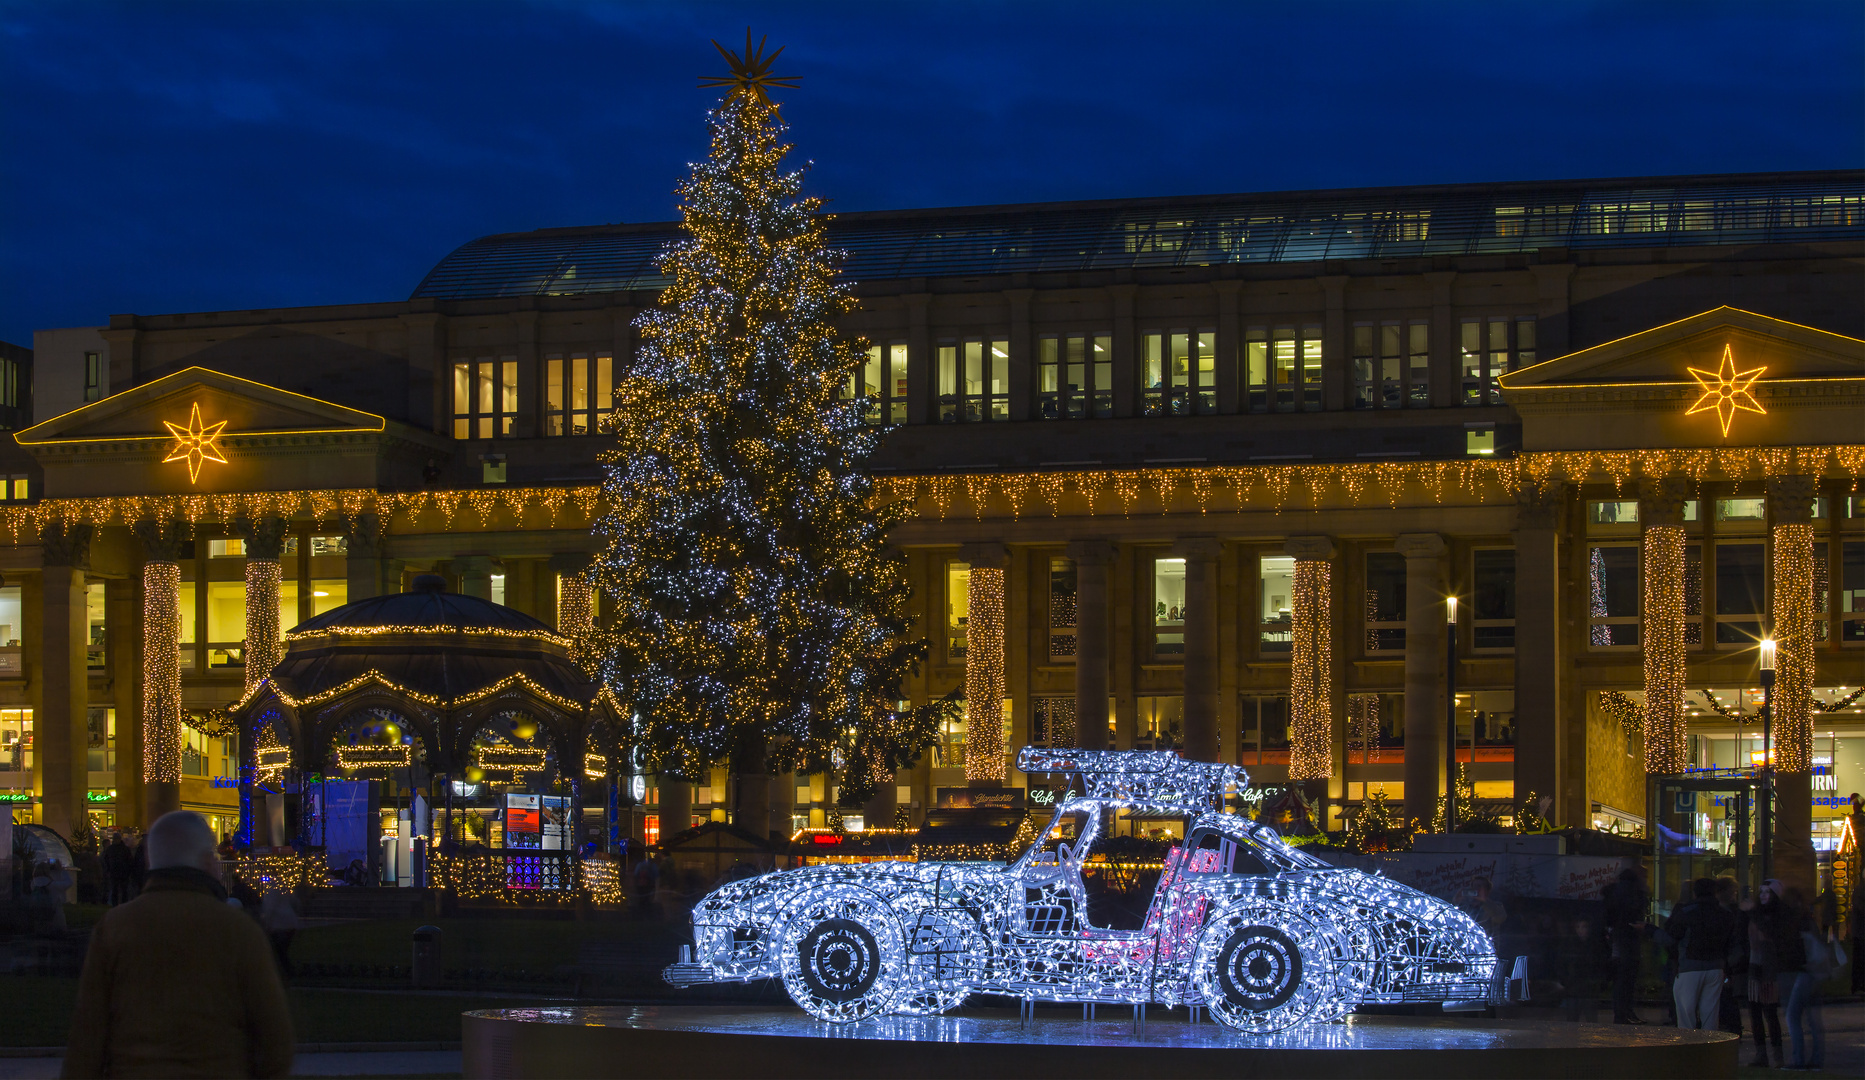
xmin=777 ymin=890 xmax=907 ymax=1021
xmin=664 ymin=747 xmax=1504 ymax=1034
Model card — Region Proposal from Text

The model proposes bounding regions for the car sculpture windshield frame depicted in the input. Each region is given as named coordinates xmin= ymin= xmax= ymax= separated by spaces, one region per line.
xmin=664 ymin=748 xmax=1502 ymax=1032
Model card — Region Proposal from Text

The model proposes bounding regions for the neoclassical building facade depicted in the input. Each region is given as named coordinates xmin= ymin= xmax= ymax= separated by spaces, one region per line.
xmin=3 ymin=170 xmax=1861 ymax=889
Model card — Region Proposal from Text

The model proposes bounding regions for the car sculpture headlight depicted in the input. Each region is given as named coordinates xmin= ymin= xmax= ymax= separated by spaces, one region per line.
xmin=665 ymin=748 xmax=1503 ymax=1032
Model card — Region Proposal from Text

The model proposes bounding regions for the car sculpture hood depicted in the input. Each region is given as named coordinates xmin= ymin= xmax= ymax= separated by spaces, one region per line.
xmin=665 ymin=748 xmax=1504 ymax=1032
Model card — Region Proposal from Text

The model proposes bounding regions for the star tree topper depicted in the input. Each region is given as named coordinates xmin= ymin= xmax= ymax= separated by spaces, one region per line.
xmin=698 ymin=30 xmax=799 ymax=116
xmin=163 ymin=401 xmax=229 ymax=483
xmin=1686 ymin=344 xmax=1767 ymax=437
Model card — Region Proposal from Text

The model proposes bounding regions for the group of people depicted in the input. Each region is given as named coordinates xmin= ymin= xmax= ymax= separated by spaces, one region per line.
xmin=1602 ymin=865 xmax=1845 ymax=1070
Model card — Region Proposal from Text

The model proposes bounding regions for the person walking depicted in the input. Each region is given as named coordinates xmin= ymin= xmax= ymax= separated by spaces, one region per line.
xmin=1659 ymin=877 xmax=1739 ymax=1030
xmin=61 ymin=811 xmax=294 ymax=1079
xmin=1713 ymin=877 xmax=1743 ymax=1036
xmin=1777 ymin=886 xmax=1827 ymax=1072
xmin=1745 ymin=882 xmax=1784 ymax=1068
xmin=102 ymin=833 xmax=134 ymax=907
xmin=1602 ymin=865 xmax=1650 ymax=1024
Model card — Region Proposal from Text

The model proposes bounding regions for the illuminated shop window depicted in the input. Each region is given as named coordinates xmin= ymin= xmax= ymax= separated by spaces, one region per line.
xmin=934 ymin=710 xmax=967 ymax=769
xmin=546 ymin=353 xmax=615 ymax=436
xmin=1587 ymin=544 xmax=1639 ymax=647
xmin=0 ymin=587 xmax=22 ymax=677
xmin=1716 ymin=498 xmax=1766 ymax=522
xmin=1259 ymin=555 xmax=1294 ymax=655
xmin=1153 ymin=556 xmax=1186 ymax=658
xmin=1363 ymin=552 xmax=1406 ymax=653
xmin=311 ymin=580 xmax=348 ymax=617
xmin=937 ymin=339 xmax=1008 ymax=423
xmin=1588 ymin=500 xmax=1639 ymax=527
xmin=452 ymin=356 xmax=519 ymax=439
xmin=86 ymin=707 xmax=113 ymax=773
xmin=845 ymin=342 xmax=908 ymax=426
xmin=1458 ymin=316 xmax=1536 ymax=406
xmin=1029 ymin=696 xmax=1076 ymax=749
xmin=1047 ymin=557 xmax=1076 ymax=661
xmin=1471 ymin=549 xmax=1515 ymax=650
xmin=1038 ymin=333 xmax=1112 ymax=420
xmin=207 ymin=581 xmax=245 ymax=668
xmin=946 ymin=562 xmax=969 ymax=660
xmin=1142 ymin=328 xmax=1216 ymax=416
xmin=1245 ymin=325 xmax=1321 ymax=414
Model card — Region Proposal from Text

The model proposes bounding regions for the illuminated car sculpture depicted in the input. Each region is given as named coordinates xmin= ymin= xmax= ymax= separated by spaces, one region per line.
xmin=664 ymin=748 xmax=1502 ymax=1033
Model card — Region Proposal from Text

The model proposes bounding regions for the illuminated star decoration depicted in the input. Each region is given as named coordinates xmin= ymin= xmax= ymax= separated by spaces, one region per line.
xmin=697 ymin=30 xmax=799 ymax=117
xmin=162 ymin=402 xmax=229 ymax=483
xmin=1685 ymin=344 xmax=1767 ymax=437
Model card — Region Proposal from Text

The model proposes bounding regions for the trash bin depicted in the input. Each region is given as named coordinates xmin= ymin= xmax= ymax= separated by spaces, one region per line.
xmin=412 ymin=924 xmax=442 ymax=988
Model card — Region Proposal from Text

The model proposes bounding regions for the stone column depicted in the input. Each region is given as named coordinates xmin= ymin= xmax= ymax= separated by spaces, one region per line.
xmin=1424 ymin=272 xmax=1458 ymax=408
xmin=1396 ymin=533 xmax=1448 ymax=827
xmin=1319 ymin=276 xmax=1349 ymax=412
xmin=1213 ymin=281 xmax=1242 ymax=415
xmin=37 ymin=522 xmax=92 ymax=839
xmin=905 ymin=293 xmax=931 ymax=425
xmin=1066 ymin=541 xmax=1116 ymax=750
xmin=1285 ymin=536 xmax=1337 ymax=782
xmin=1006 ymin=288 xmax=1034 ymax=421
xmin=236 ymin=515 xmax=288 ymax=696
xmin=1175 ymin=538 xmax=1223 ymax=763
xmin=1638 ymin=479 xmax=1691 ymax=775
xmin=134 ymin=521 xmax=192 ymax=823
xmin=346 ymin=512 xmax=384 ymax=602
xmin=1513 ymin=483 xmax=1567 ymax=825
xmin=959 ymin=543 xmax=1009 ymax=784
xmin=455 ymin=554 xmax=495 ymax=600
xmin=1769 ymin=474 xmax=1820 ymax=894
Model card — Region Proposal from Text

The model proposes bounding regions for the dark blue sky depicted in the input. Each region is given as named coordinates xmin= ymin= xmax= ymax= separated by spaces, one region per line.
xmin=2 ymin=1 xmax=1860 ymax=343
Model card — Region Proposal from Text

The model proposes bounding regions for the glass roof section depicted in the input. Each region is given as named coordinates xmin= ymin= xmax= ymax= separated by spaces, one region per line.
xmin=411 ymin=173 xmax=1864 ymax=301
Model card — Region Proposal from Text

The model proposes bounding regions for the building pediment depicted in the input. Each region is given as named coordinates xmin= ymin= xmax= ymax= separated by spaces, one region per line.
xmin=1497 ymin=308 xmax=1865 ymax=451
xmin=14 ymin=367 xmax=447 ymax=497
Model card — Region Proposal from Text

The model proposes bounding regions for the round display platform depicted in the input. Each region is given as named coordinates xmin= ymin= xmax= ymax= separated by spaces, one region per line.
xmin=462 ymin=1004 xmax=1738 ymax=1079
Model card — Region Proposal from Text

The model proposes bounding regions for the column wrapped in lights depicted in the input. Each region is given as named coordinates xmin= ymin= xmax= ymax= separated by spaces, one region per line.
xmin=1288 ymin=559 xmax=1334 ymax=780
xmin=142 ymin=560 xmax=182 ymax=786
xmin=1771 ymin=521 xmax=1817 ymax=773
xmin=1640 ymin=525 xmax=1688 ymax=774
xmin=558 ymin=571 xmax=596 ymax=669
xmin=243 ymin=560 xmax=282 ymax=696
xmin=962 ymin=553 xmax=1007 ymax=783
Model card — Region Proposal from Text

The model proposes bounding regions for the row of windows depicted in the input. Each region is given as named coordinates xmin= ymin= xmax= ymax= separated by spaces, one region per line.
xmin=449 ymin=316 xmax=1534 ymax=437
xmin=946 ymin=539 xmax=1865 ymax=666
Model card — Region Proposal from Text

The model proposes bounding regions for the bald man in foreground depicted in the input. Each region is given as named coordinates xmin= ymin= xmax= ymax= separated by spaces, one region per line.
xmin=62 ymin=811 xmax=294 ymax=1079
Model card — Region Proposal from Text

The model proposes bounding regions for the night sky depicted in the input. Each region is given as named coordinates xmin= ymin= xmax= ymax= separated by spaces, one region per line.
xmin=2 ymin=0 xmax=1860 ymax=344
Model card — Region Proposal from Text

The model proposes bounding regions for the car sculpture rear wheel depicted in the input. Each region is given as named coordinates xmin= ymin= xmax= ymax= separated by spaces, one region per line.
xmin=1192 ymin=903 xmax=1368 ymax=1033
xmin=777 ymin=892 xmax=906 ymax=1021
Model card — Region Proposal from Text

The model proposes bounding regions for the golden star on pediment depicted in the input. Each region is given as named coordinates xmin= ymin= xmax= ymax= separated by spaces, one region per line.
xmin=163 ymin=402 xmax=229 ymax=483
xmin=1685 ymin=344 xmax=1767 ymax=437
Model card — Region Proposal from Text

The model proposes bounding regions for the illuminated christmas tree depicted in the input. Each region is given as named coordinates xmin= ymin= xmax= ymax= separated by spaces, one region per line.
xmin=589 ymin=36 xmax=941 ymax=801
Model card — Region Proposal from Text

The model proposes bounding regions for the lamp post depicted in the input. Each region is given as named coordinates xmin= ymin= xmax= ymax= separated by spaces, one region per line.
xmin=1446 ymin=595 xmax=1458 ymax=834
xmin=1758 ymin=637 xmax=1775 ymax=881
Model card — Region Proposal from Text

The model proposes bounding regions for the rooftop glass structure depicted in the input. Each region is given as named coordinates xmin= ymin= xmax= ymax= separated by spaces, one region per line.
xmin=412 ymin=171 xmax=1864 ymax=301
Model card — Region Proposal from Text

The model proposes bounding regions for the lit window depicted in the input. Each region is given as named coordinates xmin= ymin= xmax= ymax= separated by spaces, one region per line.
xmin=1259 ymin=555 xmax=1294 ymax=655
xmin=206 ymin=581 xmax=245 ymax=669
xmin=1465 ymin=425 xmax=1496 ymax=456
xmin=1047 ymin=557 xmax=1076 ymax=661
xmin=545 ymin=353 xmax=616 ymax=436
xmin=1349 ymin=322 xmax=1428 ymax=410
xmin=1364 ymin=552 xmax=1406 ymax=652
xmin=311 ymin=580 xmax=348 ymax=617
xmin=844 ymin=342 xmax=908 ymax=426
xmin=1587 ymin=545 xmax=1639 ymax=647
xmin=2 ymin=476 xmax=25 ymax=501
xmin=1458 ymin=317 xmax=1536 ymax=406
xmin=946 ymin=562 xmax=969 ymax=660
xmin=1037 ymin=333 xmax=1112 ymax=420
xmin=1588 ymin=500 xmax=1640 ymax=527
xmin=1142 ymin=329 xmax=1216 ymax=416
xmin=1713 ymin=542 xmax=1765 ymax=647
xmin=86 ymin=584 xmax=106 ymax=669
xmin=1237 ymin=696 xmax=1291 ymax=767
xmin=1842 ymin=541 xmax=1864 ymax=645
xmin=208 ymin=538 xmax=246 ymax=558
xmin=937 ymin=339 xmax=1008 ymax=423
xmin=453 ymin=357 xmax=519 ymax=439
xmin=1153 ymin=557 xmax=1185 ymax=658
xmin=1471 ymin=549 xmax=1515 ymax=650
xmin=84 ymin=352 xmax=104 ymax=403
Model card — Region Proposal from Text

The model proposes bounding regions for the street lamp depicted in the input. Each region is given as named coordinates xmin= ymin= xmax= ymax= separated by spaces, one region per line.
xmin=1446 ymin=595 xmax=1458 ymax=834
xmin=1758 ymin=637 xmax=1775 ymax=880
